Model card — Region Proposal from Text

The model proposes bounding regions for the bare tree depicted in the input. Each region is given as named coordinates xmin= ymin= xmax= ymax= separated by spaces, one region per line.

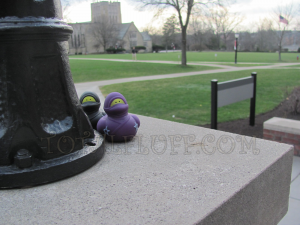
xmin=272 ymin=4 xmax=295 ymax=61
xmin=188 ymin=16 xmax=210 ymax=50
xmin=255 ymin=18 xmax=276 ymax=52
xmin=206 ymin=7 xmax=243 ymax=50
xmin=91 ymin=17 xmax=118 ymax=52
xmin=61 ymin=0 xmax=72 ymax=22
xmin=142 ymin=25 xmax=163 ymax=45
xmin=135 ymin=0 xmax=225 ymax=66
xmin=162 ymin=14 xmax=180 ymax=50
xmin=238 ymin=31 xmax=255 ymax=52
xmin=61 ymin=0 xmax=89 ymax=22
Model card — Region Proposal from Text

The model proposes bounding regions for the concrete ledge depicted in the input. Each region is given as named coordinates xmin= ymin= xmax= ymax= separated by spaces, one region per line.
xmin=264 ymin=117 xmax=300 ymax=135
xmin=0 ymin=116 xmax=294 ymax=224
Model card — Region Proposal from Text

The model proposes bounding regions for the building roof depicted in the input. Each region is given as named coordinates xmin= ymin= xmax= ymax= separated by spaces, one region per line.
xmin=114 ymin=23 xmax=132 ymax=39
xmin=68 ymin=22 xmax=143 ymax=42
xmin=141 ymin=32 xmax=151 ymax=41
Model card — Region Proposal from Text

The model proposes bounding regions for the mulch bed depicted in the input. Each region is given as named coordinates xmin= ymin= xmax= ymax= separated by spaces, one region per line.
xmin=201 ymin=87 xmax=300 ymax=138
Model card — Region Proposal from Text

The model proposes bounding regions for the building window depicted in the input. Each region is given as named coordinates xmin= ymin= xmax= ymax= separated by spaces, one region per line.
xmin=144 ymin=42 xmax=147 ymax=47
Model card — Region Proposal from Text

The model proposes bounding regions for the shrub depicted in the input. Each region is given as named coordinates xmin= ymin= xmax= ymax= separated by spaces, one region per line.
xmin=134 ymin=46 xmax=146 ymax=51
xmin=106 ymin=48 xmax=126 ymax=54
xmin=152 ymin=44 xmax=164 ymax=53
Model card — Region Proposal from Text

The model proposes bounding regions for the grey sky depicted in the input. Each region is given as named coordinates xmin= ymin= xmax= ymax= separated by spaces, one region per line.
xmin=66 ymin=0 xmax=299 ymax=30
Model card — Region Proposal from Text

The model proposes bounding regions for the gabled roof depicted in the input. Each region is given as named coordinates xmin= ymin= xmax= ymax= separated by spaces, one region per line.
xmin=114 ymin=23 xmax=132 ymax=40
xmin=141 ymin=32 xmax=151 ymax=41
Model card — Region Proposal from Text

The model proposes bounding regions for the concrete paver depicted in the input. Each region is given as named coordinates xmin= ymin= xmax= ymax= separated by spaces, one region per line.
xmin=274 ymin=157 xmax=300 ymax=225
xmin=291 ymin=156 xmax=300 ymax=182
xmin=278 ymin=197 xmax=300 ymax=225
xmin=290 ymin=175 xmax=300 ymax=200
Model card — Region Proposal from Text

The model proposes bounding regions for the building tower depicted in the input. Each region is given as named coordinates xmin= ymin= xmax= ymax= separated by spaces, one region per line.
xmin=91 ymin=1 xmax=122 ymax=24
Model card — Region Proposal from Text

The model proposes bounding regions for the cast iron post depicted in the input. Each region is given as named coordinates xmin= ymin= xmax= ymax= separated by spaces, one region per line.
xmin=0 ymin=0 xmax=104 ymax=189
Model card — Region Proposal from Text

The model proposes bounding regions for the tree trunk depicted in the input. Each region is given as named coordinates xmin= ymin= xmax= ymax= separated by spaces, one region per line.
xmin=278 ymin=45 xmax=281 ymax=61
xmin=181 ymin=26 xmax=187 ymax=66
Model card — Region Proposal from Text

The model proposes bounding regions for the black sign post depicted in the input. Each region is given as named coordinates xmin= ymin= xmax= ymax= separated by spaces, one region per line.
xmin=211 ymin=80 xmax=218 ymax=130
xmin=211 ymin=72 xmax=257 ymax=130
xmin=250 ymin=72 xmax=257 ymax=126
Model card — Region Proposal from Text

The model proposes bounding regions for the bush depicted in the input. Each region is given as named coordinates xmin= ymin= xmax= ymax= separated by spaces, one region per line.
xmin=152 ymin=45 xmax=164 ymax=53
xmin=298 ymin=47 xmax=300 ymax=53
xmin=134 ymin=46 xmax=146 ymax=51
xmin=106 ymin=48 xmax=126 ymax=54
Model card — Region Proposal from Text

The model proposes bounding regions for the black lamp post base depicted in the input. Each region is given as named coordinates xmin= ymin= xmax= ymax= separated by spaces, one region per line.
xmin=0 ymin=130 xmax=105 ymax=189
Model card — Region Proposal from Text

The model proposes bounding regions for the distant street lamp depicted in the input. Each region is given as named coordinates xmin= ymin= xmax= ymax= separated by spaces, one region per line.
xmin=235 ymin=33 xmax=239 ymax=64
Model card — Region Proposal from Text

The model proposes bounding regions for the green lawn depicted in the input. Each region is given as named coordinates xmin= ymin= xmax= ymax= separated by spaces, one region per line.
xmin=101 ymin=69 xmax=300 ymax=125
xmin=69 ymin=52 xmax=300 ymax=63
xmin=70 ymin=60 xmax=217 ymax=83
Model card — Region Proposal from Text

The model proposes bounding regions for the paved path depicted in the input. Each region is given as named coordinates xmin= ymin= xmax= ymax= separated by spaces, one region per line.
xmin=70 ymin=57 xmax=236 ymax=69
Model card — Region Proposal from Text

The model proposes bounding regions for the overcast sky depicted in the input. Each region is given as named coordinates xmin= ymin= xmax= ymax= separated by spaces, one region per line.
xmin=66 ymin=0 xmax=299 ymax=31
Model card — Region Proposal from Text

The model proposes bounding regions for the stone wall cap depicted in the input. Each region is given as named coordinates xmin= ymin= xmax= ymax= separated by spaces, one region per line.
xmin=264 ymin=117 xmax=300 ymax=135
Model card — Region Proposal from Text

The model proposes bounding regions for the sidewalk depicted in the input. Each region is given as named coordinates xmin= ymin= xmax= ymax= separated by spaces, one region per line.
xmin=278 ymin=156 xmax=300 ymax=225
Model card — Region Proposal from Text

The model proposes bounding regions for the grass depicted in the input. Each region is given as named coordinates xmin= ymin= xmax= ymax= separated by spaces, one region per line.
xmin=100 ymin=69 xmax=300 ymax=125
xmin=69 ymin=52 xmax=300 ymax=63
xmin=70 ymin=60 xmax=217 ymax=83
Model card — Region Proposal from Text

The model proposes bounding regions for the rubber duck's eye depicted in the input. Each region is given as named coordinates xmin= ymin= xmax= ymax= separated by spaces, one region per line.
xmin=110 ymin=98 xmax=125 ymax=107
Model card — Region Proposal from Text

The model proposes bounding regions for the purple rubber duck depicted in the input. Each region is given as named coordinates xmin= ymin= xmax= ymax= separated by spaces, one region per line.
xmin=97 ymin=92 xmax=140 ymax=142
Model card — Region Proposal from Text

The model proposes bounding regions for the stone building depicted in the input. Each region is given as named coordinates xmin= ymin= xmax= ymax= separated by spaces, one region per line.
xmin=68 ymin=1 xmax=151 ymax=54
xmin=141 ymin=32 xmax=152 ymax=52
xmin=91 ymin=1 xmax=121 ymax=24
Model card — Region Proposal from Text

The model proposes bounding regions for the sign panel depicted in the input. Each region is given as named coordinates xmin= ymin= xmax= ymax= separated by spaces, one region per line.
xmin=218 ymin=77 xmax=254 ymax=107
